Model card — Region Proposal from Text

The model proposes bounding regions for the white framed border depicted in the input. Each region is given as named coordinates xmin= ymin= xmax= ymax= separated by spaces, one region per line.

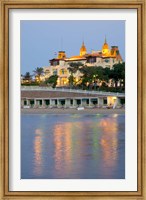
xmin=9 ymin=9 xmax=137 ymax=191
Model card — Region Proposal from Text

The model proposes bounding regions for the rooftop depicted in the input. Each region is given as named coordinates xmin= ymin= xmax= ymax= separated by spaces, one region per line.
xmin=21 ymin=90 xmax=100 ymax=99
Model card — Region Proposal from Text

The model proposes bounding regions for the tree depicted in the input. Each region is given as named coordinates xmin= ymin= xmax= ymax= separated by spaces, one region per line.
xmin=120 ymin=62 xmax=125 ymax=88
xmin=80 ymin=66 xmax=97 ymax=84
xmin=68 ymin=75 xmax=76 ymax=87
xmin=33 ymin=67 xmax=44 ymax=82
xmin=45 ymin=75 xmax=58 ymax=88
xmin=96 ymin=67 xmax=111 ymax=87
xmin=67 ymin=62 xmax=125 ymax=92
xmin=68 ymin=62 xmax=83 ymax=74
xmin=68 ymin=62 xmax=83 ymax=88
xmin=79 ymin=66 xmax=110 ymax=89
xmin=110 ymin=62 xmax=125 ymax=89
xmin=23 ymin=72 xmax=32 ymax=83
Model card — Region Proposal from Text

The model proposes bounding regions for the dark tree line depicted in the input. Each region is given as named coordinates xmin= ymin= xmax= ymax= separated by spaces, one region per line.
xmin=67 ymin=62 xmax=125 ymax=92
xmin=21 ymin=62 xmax=125 ymax=92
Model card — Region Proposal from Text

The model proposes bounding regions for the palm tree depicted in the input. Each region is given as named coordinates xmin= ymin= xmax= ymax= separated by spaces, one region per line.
xmin=33 ymin=67 xmax=44 ymax=83
xmin=23 ymin=72 xmax=32 ymax=83
xmin=68 ymin=62 xmax=83 ymax=88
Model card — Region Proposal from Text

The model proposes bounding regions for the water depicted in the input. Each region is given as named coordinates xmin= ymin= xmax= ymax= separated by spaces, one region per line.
xmin=21 ymin=114 xmax=125 ymax=179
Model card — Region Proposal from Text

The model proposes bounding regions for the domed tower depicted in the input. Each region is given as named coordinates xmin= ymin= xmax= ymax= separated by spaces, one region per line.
xmin=102 ymin=37 xmax=110 ymax=56
xmin=80 ymin=41 xmax=87 ymax=56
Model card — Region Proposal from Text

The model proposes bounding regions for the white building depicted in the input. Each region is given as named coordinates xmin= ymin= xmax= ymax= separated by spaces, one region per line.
xmin=43 ymin=38 xmax=123 ymax=86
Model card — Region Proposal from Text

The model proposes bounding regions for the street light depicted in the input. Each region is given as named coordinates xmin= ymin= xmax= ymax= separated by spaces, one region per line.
xmin=93 ymin=75 xmax=96 ymax=90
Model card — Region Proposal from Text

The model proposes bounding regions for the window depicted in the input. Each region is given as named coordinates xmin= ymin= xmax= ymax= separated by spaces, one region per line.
xmin=105 ymin=59 xmax=109 ymax=63
xmin=53 ymin=61 xmax=59 ymax=66
xmin=30 ymin=100 xmax=34 ymax=105
xmin=45 ymin=69 xmax=50 ymax=74
xmin=45 ymin=100 xmax=50 ymax=105
xmin=104 ymin=99 xmax=107 ymax=104
xmin=53 ymin=70 xmax=57 ymax=75
xmin=87 ymin=57 xmax=96 ymax=63
xmin=59 ymin=68 xmax=67 ymax=75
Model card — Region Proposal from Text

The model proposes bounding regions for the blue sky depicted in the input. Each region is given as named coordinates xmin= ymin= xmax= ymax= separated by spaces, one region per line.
xmin=21 ymin=20 xmax=125 ymax=75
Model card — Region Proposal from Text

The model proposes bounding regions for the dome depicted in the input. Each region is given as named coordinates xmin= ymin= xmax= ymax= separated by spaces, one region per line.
xmin=102 ymin=42 xmax=109 ymax=49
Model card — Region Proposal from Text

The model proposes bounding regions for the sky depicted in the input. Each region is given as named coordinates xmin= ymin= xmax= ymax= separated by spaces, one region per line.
xmin=21 ymin=20 xmax=125 ymax=75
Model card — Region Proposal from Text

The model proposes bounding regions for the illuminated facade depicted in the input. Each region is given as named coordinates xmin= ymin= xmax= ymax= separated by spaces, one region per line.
xmin=43 ymin=38 xmax=123 ymax=86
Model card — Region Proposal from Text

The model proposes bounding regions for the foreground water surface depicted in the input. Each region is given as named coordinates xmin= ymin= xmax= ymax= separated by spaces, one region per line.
xmin=21 ymin=114 xmax=125 ymax=179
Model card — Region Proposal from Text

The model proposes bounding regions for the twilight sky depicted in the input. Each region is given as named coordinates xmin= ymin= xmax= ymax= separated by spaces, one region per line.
xmin=21 ymin=20 xmax=125 ymax=75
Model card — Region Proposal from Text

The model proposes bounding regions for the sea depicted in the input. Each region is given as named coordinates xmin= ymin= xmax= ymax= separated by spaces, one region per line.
xmin=21 ymin=113 xmax=125 ymax=179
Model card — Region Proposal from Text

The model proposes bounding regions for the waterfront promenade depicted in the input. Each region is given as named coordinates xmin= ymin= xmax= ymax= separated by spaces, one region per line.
xmin=21 ymin=86 xmax=125 ymax=109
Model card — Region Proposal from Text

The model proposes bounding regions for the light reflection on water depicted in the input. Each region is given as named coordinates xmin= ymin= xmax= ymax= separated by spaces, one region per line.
xmin=21 ymin=114 xmax=125 ymax=179
xmin=33 ymin=129 xmax=43 ymax=176
xmin=99 ymin=118 xmax=118 ymax=177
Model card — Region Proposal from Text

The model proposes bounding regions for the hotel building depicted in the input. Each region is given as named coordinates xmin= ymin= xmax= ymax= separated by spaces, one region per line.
xmin=43 ymin=38 xmax=123 ymax=87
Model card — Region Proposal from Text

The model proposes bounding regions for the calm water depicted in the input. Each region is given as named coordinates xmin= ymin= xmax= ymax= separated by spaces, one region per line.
xmin=21 ymin=114 xmax=125 ymax=179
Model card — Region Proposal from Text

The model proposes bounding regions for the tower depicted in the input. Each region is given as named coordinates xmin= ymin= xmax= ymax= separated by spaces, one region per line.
xmin=102 ymin=37 xmax=110 ymax=56
xmin=80 ymin=41 xmax=87 ymax=56
xmin=57 ymin=51 xmax=66 ymax=59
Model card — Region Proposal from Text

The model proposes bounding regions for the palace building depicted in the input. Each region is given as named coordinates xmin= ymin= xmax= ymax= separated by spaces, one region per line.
xmin=43 ymin=38 xmax=123 ymax=87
